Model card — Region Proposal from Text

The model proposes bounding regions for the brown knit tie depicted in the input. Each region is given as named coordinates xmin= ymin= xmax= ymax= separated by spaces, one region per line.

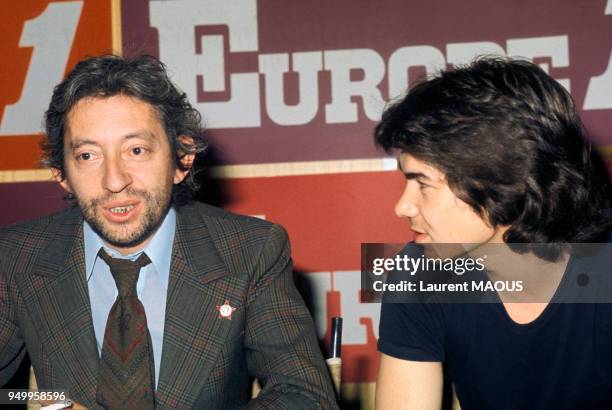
xmin=96 ymin=249 xmax=155 ymax=409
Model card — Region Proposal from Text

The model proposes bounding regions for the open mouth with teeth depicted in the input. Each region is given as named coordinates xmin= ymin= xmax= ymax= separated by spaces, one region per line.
xmin=103 ymin=203 xmax=140 ymax=222
xmin=110 ymin=205 xmax=134 ymax=214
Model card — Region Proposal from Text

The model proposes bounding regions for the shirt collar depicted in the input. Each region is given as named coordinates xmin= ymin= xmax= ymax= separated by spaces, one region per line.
xmin=83 ymin=207 xmax=176 ymax=289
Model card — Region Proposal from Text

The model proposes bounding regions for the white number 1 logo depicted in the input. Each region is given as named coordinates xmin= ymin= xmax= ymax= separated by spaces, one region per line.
xmin=0 ymin=1 xmax=83 ymax=136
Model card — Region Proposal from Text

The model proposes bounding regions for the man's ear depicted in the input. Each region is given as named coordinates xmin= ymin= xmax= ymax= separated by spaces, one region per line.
xmin=173 ymin=136 xmax=196 ymax=184
xmin=51 ymin=168 xmax=72 ymax=193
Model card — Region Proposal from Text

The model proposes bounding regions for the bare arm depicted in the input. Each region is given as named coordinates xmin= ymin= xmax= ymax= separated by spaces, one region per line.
xmin=375 ymin=353 xmax=443 ymax=410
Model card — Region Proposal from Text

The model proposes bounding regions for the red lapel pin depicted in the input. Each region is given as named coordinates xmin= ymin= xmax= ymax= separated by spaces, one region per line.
xmin=216 ymin=300 xmax=237 ymax=320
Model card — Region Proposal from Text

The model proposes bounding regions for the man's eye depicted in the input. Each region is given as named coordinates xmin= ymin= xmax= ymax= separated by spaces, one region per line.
xmin=132 ymin=147 xmax=147 ymax=155
xmin=78 ymin=152 xmax=92 ymax=161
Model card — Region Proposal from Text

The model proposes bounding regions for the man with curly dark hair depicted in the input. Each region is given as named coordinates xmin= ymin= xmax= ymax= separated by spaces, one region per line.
xmin=0 ymin=55 xmax=337 ymax=409
xmin=374 ymin=57 xmax=611 ymax=409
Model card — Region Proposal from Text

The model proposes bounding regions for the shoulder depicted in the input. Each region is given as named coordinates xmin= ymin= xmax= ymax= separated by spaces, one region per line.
xmin=187 ymin=200 xmax=278 ymax=229
xmin=0 ymin=207 xmax=81 ymax=277
xmin=1 ymin=209 xmax=62 ymax=236
xmin=0 ymin=207 xmax=80 ymax=251
xmin=176 ymin=201 xmax=290 ymax=276
xmin=379 ymin=302 xmax=488 ymax=361
xmin=180 ymin=201 xmax=287 ymax=243
xmin=378 ymin=302 xmax=447 ymax=361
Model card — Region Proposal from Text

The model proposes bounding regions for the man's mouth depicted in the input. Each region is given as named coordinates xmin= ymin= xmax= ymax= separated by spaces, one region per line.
xmin=102 ymin=202 xmax=141 ymax=222
xmin=109 ymin=205 xmax=135 ymax=214
xmin=411 ymin=228 xmax=430 ymax=243
xmin=414 ymin=232 xmax=429 ymax=241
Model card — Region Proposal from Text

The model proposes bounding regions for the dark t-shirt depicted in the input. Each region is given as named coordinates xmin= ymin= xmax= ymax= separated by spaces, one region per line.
xmin=378 ymin=252 xmax=612 ymax=409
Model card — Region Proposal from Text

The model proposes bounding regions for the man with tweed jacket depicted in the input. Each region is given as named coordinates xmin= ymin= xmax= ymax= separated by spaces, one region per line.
xmin=0 ymin=55 xmax=337 ymax=409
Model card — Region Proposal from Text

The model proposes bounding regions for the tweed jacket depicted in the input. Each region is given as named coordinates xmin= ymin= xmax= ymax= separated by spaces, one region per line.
xmin=0 ymin=202 xmax=338 ymax=409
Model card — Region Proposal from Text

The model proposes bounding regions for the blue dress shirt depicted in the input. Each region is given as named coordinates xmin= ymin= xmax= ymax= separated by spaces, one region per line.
xmin=84 ymin=208 xmax=176 ymax=388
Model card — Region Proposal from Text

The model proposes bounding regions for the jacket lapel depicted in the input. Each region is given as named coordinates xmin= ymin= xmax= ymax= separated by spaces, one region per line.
xmin=23 ymin=207 xmax=99 ymax=405
xmin=156 ymin=205 xmax=237 ymax=407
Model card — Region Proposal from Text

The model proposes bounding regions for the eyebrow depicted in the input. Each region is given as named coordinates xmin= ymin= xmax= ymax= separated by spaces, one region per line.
xmin=402 ymin=172 xmax=431 ymax=181
xmin=69 ymin=131 xmax=156 ymax=151
xmin=69 ymin=139 xmax=100 ymax=150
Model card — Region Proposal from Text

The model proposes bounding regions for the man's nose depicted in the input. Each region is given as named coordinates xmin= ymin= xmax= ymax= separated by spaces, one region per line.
xmin=394 ymin=185 xmax=419 ymax=218
xmin=102 ymin=156 xmax=132 ymax=193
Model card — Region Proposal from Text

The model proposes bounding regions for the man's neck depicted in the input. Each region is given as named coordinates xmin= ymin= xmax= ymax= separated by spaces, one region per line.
xmin=103 ymin=235 xmax=155 ymax=256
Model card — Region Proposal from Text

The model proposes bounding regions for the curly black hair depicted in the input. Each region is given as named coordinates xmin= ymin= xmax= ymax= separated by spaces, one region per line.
xmin=375 ymin=57 xmax=611 ymax=259
xmin=42 ymin=54 xmax=207 ymax=205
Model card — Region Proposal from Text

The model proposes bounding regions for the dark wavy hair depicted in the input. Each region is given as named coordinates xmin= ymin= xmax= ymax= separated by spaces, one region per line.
xmin=375 ymin=57 xmax=611 ymax=259
xmin=42 ymin=54 xmax=207 ymax=205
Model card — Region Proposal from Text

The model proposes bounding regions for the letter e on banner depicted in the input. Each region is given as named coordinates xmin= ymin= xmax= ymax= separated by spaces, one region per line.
xmin=150 ymin=0 xmax=261 ymax=128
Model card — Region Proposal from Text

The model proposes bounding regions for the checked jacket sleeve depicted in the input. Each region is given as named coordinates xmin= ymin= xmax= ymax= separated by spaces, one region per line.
xmin=243 ymin=224 xmax=338 ymax=409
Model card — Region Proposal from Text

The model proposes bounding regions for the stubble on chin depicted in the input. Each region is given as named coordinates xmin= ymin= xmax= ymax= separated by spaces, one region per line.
xmin=77 ymin=188 xmax=171 ymax=249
